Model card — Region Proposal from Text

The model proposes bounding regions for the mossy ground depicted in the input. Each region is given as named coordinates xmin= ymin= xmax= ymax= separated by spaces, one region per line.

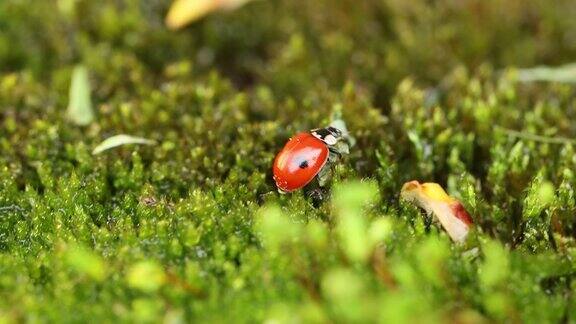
xmin=1 ymin=0 xmax=576 ymax=322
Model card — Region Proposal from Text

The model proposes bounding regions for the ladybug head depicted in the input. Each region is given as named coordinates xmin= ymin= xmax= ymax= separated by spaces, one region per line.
xmin=310 ymin=126 xmax=342 ymax=146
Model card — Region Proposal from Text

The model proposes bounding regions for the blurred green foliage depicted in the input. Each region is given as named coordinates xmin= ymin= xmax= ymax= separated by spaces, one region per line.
xmin=0 ymin=0 xmax=575 ymax=322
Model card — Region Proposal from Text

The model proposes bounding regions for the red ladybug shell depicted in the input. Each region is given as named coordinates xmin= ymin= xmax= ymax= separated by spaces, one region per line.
xmin=273 ymin=132 xmax=329 ymax=192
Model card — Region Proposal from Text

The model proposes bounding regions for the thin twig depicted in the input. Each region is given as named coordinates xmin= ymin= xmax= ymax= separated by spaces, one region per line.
xmin=0 ymin=205 xmax=24 ymax=213
xmin=496 ymin=126 xmax=576 ymax=144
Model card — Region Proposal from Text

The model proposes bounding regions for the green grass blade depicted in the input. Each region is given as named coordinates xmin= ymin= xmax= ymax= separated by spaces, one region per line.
xmin=517 ymin=63 xmax=576 ymax=83
xmin=67 ymin=65 xmax=95 ymax=126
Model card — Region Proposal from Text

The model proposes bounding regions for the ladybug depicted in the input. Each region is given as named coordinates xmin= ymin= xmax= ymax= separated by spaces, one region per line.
xmin=273 ymin=126 xmax=351 ymax=193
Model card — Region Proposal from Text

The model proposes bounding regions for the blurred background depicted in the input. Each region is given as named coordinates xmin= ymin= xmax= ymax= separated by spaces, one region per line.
xmin=1 ymin=0 xmax=575 ymax=107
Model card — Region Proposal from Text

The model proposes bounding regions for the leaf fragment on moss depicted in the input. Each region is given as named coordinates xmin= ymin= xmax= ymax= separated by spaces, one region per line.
xmin=92 ymin=134 xmax=156 ymax=155
xmin=401 ymin=180 xmax=473 ymax=242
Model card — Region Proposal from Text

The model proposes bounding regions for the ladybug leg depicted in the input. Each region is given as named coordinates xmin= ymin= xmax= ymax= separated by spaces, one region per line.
xmin=308 ymin=187 xmax=328 ymax=205
xmin=316 ymin=163 xmax=332 ymax=187
xmin=303 ymin=177 xmax=330 ymax=203
xmin=328 ymin=141 xmax=349 ymax=156
xmin=315 ymin=148 xmax=345 ymax=187
xmin=327 ymin=147 xmax=342 ymax=163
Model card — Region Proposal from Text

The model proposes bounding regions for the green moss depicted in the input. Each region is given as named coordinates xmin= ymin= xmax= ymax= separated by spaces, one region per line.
xmin=0 ymin=0 xmax=576 ymax=322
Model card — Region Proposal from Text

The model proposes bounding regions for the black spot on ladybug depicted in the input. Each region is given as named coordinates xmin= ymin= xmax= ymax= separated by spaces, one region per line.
xmin=299 ymin=160 xmax=309 ymax=169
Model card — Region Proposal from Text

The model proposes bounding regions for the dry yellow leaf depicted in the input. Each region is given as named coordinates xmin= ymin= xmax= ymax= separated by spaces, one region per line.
xmin=401 ymin=181 xmax=473 ymax=243
xmin=166 ymin=0 xmax=256 ymax=30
